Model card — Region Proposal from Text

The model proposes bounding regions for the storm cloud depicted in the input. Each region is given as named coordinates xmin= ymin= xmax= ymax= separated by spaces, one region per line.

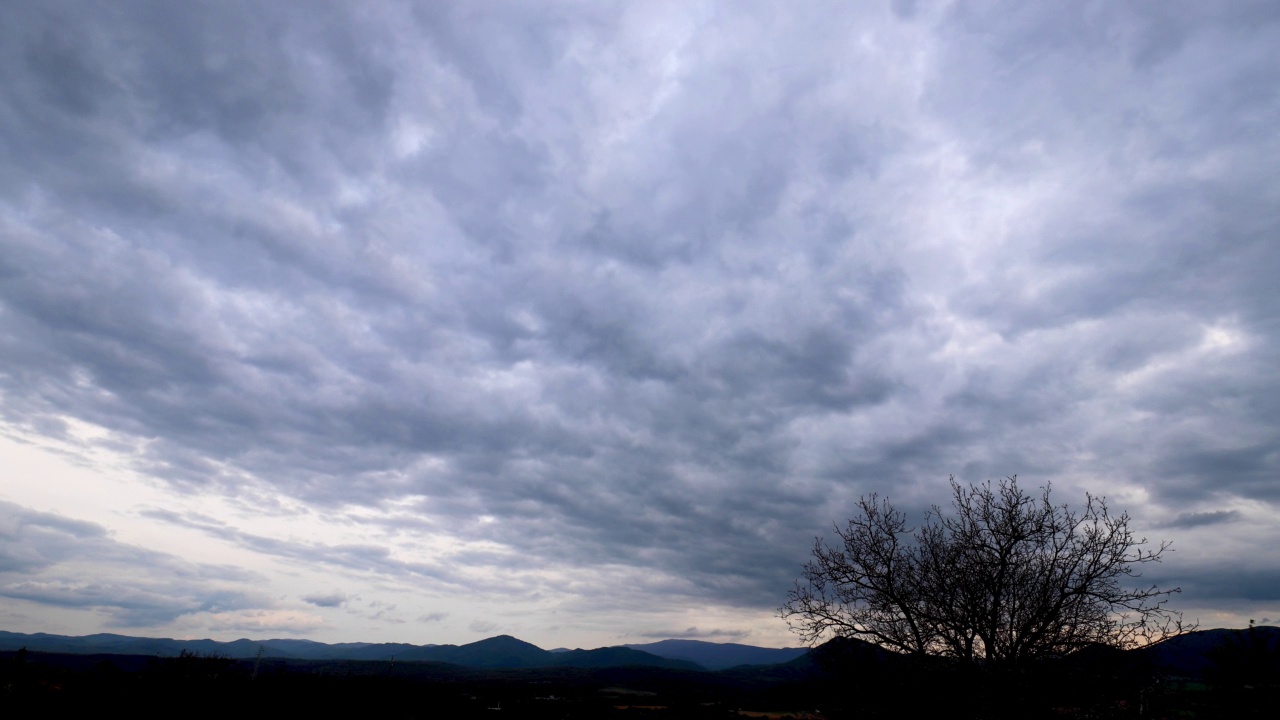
xmin=1 ymin=1 xmax=1278 ymax=646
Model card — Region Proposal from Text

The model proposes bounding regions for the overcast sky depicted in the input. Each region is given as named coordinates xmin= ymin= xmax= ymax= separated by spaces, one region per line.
xmin=2 ymin=0 xmax=1278 ymax=650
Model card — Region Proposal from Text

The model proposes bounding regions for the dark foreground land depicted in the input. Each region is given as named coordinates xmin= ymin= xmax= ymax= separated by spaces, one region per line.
xmin=3 ymin=629 xmax=1277 ymax=719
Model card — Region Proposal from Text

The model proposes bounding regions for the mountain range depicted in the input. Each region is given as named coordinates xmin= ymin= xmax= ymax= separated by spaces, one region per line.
xmin=623 ymin=639 xmax=809 ymax=670
xmin=3 ymin=627 xmax=1274 ymax=679
xmin=0 ymin=630 xmax=803 ymax=671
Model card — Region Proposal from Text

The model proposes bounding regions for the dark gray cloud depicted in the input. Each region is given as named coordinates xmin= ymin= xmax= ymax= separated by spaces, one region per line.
xmin=1 ymin=580 xmax=260 ymax=628
xmin=630 ymin=627 xmax=753 ymax=642
xmin=1178 ymin=568 xmax=1280 ymax=603
xmin=1167 ymin=510 xmax=1242 ymax=529
xmin=0 ymin=501 xmax=270 ymax=627
xmin=139 ymin=508 xmax=469 ymax=589
xmin=302 ymin=592 xmax=349 ymax=609
xmin=1 ymin=1 xmax=1277 ymax=640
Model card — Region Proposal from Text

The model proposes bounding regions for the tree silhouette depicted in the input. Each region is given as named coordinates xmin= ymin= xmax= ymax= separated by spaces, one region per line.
xmin=780 ymin=476 xmax=1189 ymax=671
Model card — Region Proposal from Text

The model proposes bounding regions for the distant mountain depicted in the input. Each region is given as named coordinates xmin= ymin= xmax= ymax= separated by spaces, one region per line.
xmin=623 ymin=639 xmax=809 ymax=670
xmin=0 ymin=631 xmax=699 ymax=670
xmin=255 ymin=638 xmax=376 ymax=659
xmin=1135 ymin=625 xmax=1280 ymax=679
xmin=393 ymin=634 xmax=549 ymax=667
xmin=0 ymin=631 xmax=294 ymax=659
xmin=552 ymin=645 xmax=703 ymax=670
xmin=16 ymin=628 xmax=1271 ymax=679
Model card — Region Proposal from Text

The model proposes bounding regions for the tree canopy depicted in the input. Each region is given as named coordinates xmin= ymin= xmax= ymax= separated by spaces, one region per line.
xmin=780 ymin=476 xmax=1189 ymax=668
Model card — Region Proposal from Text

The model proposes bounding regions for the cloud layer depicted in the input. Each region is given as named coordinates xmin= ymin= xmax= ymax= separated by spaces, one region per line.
xmin=1 ymin=1 xmax=1278 ymax=645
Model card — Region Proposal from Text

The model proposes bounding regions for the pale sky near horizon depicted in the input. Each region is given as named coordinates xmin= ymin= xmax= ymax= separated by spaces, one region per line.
xmin=2 ymin=1 xmax=1279 ymax=650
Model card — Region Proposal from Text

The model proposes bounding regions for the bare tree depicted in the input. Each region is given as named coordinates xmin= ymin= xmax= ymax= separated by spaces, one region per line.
xmin=780 ymin=476 xmax=1189 ymax=669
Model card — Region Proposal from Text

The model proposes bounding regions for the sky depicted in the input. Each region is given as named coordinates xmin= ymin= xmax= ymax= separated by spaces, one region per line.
xmin=1 ymin=1 xmax=1278 ymax=651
